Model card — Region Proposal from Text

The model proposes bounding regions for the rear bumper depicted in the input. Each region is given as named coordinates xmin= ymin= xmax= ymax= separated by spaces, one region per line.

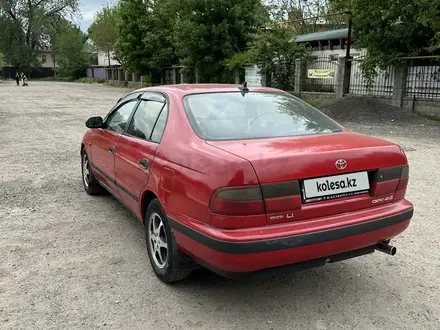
xmin=196 ymin=245 xmax=378 ymax=280
xmin=170 ymin=200 xmax=413 ymax=278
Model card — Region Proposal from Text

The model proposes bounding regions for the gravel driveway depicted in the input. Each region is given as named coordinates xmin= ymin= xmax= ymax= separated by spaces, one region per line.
xmin=1 ymin=81 xmax=439 ymax=329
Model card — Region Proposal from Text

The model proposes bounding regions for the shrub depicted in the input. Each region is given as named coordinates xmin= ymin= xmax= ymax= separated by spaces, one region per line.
xmin=75 ymin=77 xmax=105 ymax=84
xmin=37 ymin=76 xmax=74 ymax=82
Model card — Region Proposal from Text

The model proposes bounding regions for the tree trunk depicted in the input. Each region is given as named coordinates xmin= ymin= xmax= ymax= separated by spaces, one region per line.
xmin=53 ymin=55 xmax=57 ymax=77
xmin=106 ymin=48 xmax=112 ymax=81
xmin=195 ymin=67 xmax=200 ymax=83
xmin=107 ymin=48 xmax=111 ymax=68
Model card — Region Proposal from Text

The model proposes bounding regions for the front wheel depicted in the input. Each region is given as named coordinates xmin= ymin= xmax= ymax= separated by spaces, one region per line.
xmin=81 ymin=150 xmax=104 ymax=195
xmin=145 ymin=200 xmax=192 ymax=283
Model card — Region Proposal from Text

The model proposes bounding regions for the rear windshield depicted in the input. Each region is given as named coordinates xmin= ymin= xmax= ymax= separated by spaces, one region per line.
xmin=183 ymin=92 xmax=343 ymax=141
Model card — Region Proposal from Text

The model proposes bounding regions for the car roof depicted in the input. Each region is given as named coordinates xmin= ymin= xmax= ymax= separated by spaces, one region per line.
xmin=133 ymin=84 xmax=285 ymax=96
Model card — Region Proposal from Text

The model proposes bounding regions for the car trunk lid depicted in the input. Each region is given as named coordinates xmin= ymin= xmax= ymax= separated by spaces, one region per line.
xmin=207 ymin=131 xmax=407 ymax=224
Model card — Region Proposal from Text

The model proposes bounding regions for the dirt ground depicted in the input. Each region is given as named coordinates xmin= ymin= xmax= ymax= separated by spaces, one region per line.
xmin=0 ymin=81 xmax=439 ymax=330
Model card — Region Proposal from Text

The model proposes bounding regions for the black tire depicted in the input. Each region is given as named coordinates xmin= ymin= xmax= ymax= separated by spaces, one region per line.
xmin=81 ymin=149 xmax=104 ymax=195
xmin=145 ymin=199 xmax=192 ymax=283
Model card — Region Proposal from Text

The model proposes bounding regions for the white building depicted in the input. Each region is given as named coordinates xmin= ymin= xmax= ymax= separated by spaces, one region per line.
xmin=97 ymin=51 xmax=121 ymax=67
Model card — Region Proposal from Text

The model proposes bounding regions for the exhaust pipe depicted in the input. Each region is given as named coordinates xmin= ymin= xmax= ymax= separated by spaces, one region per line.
xmin=375 ymin=242 xmax=397 ymax=256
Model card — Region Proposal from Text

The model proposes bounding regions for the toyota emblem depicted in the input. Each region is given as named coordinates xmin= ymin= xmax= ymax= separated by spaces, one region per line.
xmin=335 ymin=159 xmax=347 ymax=170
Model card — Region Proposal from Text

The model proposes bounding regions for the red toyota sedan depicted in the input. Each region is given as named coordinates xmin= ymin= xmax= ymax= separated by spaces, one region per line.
xmin=81 ymin=84 xmax=413 ymax=282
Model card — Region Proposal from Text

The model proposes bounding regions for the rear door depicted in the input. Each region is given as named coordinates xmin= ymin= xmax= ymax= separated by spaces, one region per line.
xmin=90 ymin=99 xmax=140 ymax=195
xmin=115 ymin=93 xmax=169 ymax=213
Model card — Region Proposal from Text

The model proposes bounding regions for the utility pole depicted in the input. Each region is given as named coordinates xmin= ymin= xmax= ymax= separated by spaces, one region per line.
xmin=345 ymin=11 xmax=353 ymax=60
xmin=342 ymin=11 xmax=353 ymax=96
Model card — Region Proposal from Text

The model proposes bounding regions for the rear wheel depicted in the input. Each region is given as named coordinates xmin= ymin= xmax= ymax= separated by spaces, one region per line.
xmin=145 ymin=199 xmax=192 ymax=283
xmin=81 ymin=150 xmax=104 ymax=195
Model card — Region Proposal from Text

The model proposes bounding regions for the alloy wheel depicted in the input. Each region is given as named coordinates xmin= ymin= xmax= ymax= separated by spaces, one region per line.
xmin=82 ymin=153 xmax=90 ymax=188
xmin=148 ymin=212 xmax=168 ymax=269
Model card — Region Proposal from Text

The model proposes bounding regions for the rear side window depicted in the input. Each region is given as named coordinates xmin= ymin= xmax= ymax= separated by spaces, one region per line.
xmin=183 ymin=92 xmax=342 ymax=140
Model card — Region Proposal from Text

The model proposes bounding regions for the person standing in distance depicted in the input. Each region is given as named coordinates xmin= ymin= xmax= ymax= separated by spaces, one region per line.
xmin=15 ymin=72 xmax=20 ymax=86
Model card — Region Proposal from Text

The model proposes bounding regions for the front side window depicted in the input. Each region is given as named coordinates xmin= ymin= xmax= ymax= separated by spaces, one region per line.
xmin=106 ymin=101 xmax=138 ymax=134
xmin=126 ymin=100 xmax=166 ymax=140
xmin=183 ymin=92 xmax=342 ymax=140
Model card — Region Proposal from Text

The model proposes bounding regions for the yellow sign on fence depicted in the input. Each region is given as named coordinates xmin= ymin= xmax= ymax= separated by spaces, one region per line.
xmin=308 ymin=69 xmax=335 ymax=79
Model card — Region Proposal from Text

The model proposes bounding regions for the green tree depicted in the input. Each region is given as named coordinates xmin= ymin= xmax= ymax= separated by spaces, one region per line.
xmin=0 ymin=52 xmax=5 ymax=69
xmin=0 ymin=13 xmax=35 ymax=72
xmin=171 ymin=0 xmax=266 ymax=83
xmin=88 ymin=5 xmax=119 ymax=67
xmin=146 ymin=0 xmax=179 ymax=79
xmin=114 ymin=0 xmax=152 ymax=75
xmin=331 ymin=0 xmax=440 ymax=80
xmin=0 ymin=0 xmax=79 ymax=71
xmin=52 ymin=25 xmax=88 ymax=79
xmin=250 ymin=23 xmax=307 ymax=90
xmin=114 ymin=0 xmax=178 ymax=80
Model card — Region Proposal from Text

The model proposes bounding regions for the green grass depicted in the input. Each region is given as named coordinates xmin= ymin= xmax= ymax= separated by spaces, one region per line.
xmin=37 ymin=76 xmax=74 ymax=82
xmin=74 ymin=77 xmax=105 ymax=84
xmin=33 ymin=77 xmax=106 ymax=84
xmin=416 ymin=111 xmax=440 ymax=122
xmin=106 ymin=80 xmax=151 ymax=89
xmin=300 ymin=95 xmax=332 ymax=108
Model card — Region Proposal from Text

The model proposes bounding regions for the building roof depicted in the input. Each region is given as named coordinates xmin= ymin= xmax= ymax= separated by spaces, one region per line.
xmin=294 ymin=28 xmax=349 ymax=42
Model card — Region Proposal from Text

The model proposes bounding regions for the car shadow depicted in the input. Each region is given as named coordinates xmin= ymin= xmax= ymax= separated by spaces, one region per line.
xmin=179 ymin=259 xmax=361 ymax=287
xmin=167 ymin=259 xmax=388 ymax=322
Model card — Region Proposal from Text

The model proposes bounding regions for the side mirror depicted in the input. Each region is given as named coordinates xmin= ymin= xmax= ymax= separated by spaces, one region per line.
xmin=86 ymin=116 xmax=104 ymax=129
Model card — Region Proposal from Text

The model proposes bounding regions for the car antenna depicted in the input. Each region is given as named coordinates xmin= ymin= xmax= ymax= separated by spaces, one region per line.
xmin=238 ymin=81 xmax=249 ymax=97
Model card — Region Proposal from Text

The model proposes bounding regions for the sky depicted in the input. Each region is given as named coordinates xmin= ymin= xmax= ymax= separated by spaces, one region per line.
xmin=79 ymin=0 xmax=117 ymax=31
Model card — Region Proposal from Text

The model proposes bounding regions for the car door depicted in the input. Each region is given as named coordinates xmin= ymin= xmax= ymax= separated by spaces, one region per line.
xmin=115 ymin=93 xmax=169 ymax=213
xmin=90 ymin=99 xmax=140 ymax=195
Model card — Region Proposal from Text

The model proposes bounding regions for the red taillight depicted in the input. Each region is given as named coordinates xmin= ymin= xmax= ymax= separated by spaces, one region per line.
xmin=209 ymin=185 xmax=265 ymax=215
xmin=397 ymin=164 xmax=409 ymax=190
xmin=371 ymin=165 xmax=409 ymax=197
xmin=261 ymin=181 xmax=302 ymax=213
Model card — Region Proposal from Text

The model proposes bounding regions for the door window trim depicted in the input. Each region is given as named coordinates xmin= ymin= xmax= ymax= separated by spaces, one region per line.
xmin=149 ymin=103 xmax=169 ymax=143
xmin=123 ymin=92 xmax=170 ymax=144
xmin=103 ymin=92 xmax=143 ymax=123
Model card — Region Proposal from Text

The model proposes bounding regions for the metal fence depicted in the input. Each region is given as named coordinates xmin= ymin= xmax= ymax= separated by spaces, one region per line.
xmin=164 ymin=68 xmax=174 ymax=85
xmin=164 ymin=67 xmax=183 ymax=85
xmin=303 ymin=56 xmax=338 ymax=93
xmin=348 ymin=58 xmax=394 ymax=96
xmin=406 ymin=59 xmax=440 ymax=99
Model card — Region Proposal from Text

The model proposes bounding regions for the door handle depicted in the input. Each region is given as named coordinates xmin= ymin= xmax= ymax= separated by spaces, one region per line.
xmin=108 ymin=145 xmax=115 ymax=154
xmin=139 ymin=159 xmax=149 ymax=170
